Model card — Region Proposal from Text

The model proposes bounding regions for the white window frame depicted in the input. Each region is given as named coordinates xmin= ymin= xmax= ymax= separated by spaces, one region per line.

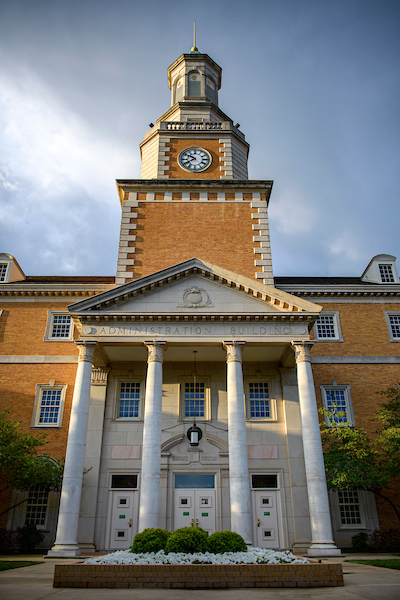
xmin=379 ymin=263 xmax=396 ymax=283
xmin=320 ymin=384 xmax=354 ymax=426
xmin=245 ymin=380 xmax=277 ymax=421
xmin=314 ymin=311 xmax=343 ymax=342
xmin=115 ymin=380 xmax=144 ymax=421
xmin=24 ymin=485 xmax=50 ymax=530
xmin=179 ymin=378 xmax=211 ymax=422
xmin=385 ymin=312 xmax=400 ymax=342
xmin=44 ymin=311 xmax=74 ymax=341
xmin=31 ymin=384 xmax=67 ymax=428
xmin=333 ymin=489 xmax=366 ymax=529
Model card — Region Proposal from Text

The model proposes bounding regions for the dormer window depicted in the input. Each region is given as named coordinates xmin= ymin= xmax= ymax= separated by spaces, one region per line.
xmin=0 ymin=263 xmax=8 ymax=282
xmin=0 ymin=254 xmax=25 ymax=283
xmin=379 ymin=264 xmax=395 ymax=283
xmin=361 ymin=254 xmax=399 ymax=284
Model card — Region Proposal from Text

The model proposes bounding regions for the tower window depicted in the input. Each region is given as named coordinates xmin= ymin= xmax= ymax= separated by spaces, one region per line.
xmin=188 ymin=72 xmax=201 ymax=97
xmin=175 ymin=77 xmax=183 ymax=102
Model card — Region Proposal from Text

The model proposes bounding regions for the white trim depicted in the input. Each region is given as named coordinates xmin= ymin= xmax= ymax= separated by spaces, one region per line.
xmin=245 ymin=379 xmax=277 ymax=421
xmin=44 ymin=311 xmax=74 ymax=341
xmin=31 ymin=384 xmax=67 ymax=428
xmin=178 ymin=377 xmax=211 ymax=422
xmin=114 ymin=379 xmax=145 ymax=421
xmin=314 ymin=311 xmax=343 ymax=342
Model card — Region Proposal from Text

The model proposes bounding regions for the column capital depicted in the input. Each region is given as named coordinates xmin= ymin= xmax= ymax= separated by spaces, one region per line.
xmin=291 ymin=340 xmax=314 ymax=364
xmin=144 ymin=341 xmax=166 ymax=363
xmin=75 ymin=341 xmax=97 ymax=363
xmin=223 ymin=341 xmax=245 ymax=364
xmin=91 ymin=366 xmax=111 ymax=386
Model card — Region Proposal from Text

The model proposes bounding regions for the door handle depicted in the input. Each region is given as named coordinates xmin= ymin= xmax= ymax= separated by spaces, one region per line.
xmin=190 ymin=518 xmax=194 ymax=527
xmin=195 ymin=518 xmax=199 ymax=527
xmin=128 ymin=519 xmax=132 ymax=527
xmin=257 ymin=518 xmax=260 ymax=528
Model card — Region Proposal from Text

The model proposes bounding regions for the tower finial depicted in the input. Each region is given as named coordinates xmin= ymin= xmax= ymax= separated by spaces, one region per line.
xmin=191 ymin=20 xmax=199 ymax=52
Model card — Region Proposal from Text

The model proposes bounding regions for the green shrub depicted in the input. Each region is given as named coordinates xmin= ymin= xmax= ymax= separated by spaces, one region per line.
xmin=207 ymin=530 xmax=247 ymax=553
xmin=165 ymin=527 xmax=209 ymax=554
xmin=351 ymin=532 xmax=370 ymax=552
xmin=130 ymin=528 xmax=171 ymax=553
xmin=16 ymin=524 xmax=44 ymax=553
xmin=368 ymin=528 xmax=400 ymax=553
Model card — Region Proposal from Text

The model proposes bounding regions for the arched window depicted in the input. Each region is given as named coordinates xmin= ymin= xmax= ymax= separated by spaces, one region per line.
xmin=175 ymin=77 xmax=183 ymax=102
xmin=188 ymin=71 xmax=201 ymax=97
xmin=206 ymin=76 xmax=216 ymax=103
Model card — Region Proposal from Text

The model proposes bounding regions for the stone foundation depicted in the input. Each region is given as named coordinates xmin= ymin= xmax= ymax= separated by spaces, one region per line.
xmin=53 ymin=563 xmax=344 ymax=588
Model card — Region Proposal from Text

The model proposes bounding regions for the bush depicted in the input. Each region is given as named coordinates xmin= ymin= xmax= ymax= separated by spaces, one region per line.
xmin=165 ymin=527 xmax=209 ymax=554
xmin=130 ymin=528 xmax=171 ymax=553
xmin=207 ymin=530 xmax=247 ymax=553
xmin=0 ymin=529 xmax=17 ymax=554
xmin=16 ymin=524 xmax=44 ymax=553
xmin=368 ymin=528 xmax=400 ymax=553
xmin=351 ymin=532 xmax=370 ymax=552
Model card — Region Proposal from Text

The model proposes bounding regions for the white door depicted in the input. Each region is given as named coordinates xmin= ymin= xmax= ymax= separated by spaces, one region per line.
xmin=106 ymin=490 xmax=138 ymax=550
xmin=174 ymin=489 xmax=215 ymax=534
xmin=253 ymin=490 xmax=280 ymax=548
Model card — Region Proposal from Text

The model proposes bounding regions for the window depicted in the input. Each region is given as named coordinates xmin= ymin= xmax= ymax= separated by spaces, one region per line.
xmin=314 ymin=311 xmax=342 ymax=342
xmin=188 ymin=71 xmax=201 ymax=97
xmin=246 ymin=381 xmax=276 ymax=420
xmin=338 ymin=489 xmax=362 ymax=526
xmin=379 ymin=264 xmax=395 ymax=283
xmin=25 ymin=486 xmax=49 ymax=529
xmin=385 ymin=312 xmax=400 ymax=341
xmin=44 ymin=311 xmax=73 ymax=341
xmin=321 ymin=384 xmax=354 ymax=425
xmin=116 ymin=381 xmax=143 ymax=420
xmin=32 ymin=384 xmax=67 ymax=428
xmin=0 ymin=263 xmax=9 ymax=282
xmin=179 ymin=379 xmax=210 ymax=421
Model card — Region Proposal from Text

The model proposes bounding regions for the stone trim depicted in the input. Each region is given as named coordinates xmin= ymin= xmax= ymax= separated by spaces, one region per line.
xmin=251 ymin=197 xmax=273 ymax=286
xmin=311 ymin=356 xmax=400 ymax=364
xmin=53 ymin=563 xmax=344 ymax=589
xmin=0 ymin=355 xmax=78 ymax=363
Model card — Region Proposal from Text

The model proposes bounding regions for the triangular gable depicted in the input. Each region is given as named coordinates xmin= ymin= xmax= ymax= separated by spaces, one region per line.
xmin=68 ymin=258 xmax=321 ymax=316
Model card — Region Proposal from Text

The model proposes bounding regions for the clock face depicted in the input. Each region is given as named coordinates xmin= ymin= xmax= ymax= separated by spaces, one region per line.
xmin=178 ymin=147 xmax=212 ymax=172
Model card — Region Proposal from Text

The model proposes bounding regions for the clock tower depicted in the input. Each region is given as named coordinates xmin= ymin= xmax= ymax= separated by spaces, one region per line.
xmin=115 ymin=46 xmax=274 ymax=287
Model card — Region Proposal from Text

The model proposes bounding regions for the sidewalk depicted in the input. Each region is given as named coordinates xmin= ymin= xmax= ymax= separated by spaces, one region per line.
xmin=1 ymin=553 xmax=400 ymax=600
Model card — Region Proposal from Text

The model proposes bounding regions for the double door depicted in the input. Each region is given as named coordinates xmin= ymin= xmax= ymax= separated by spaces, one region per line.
xmin=174 ymin=489 xmax=215 ymax=534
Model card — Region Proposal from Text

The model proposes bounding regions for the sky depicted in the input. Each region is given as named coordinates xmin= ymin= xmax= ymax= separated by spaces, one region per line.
xmin=0 ymin=0 xmax=399 ymax=278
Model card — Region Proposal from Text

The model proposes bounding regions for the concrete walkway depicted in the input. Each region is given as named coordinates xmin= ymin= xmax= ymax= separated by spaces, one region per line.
xmin=0 ymin=553 xmax=400 ymax=600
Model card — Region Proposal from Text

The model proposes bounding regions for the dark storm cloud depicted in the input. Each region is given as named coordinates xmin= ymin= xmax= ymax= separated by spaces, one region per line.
xmin=0 ymin=0 xmax=399 ymax=277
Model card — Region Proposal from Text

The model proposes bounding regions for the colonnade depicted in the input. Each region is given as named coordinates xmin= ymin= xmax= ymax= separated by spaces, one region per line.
xmin=48 ymin=339 xmax=339 ymax=557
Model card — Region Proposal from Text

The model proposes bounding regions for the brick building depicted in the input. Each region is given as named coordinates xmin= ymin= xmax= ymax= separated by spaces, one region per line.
xmin=1 ymin=45 xmax=399 ymax=556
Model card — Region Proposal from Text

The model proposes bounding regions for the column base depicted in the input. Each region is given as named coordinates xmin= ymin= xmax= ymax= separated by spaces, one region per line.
xmin=307 ymin=543 xmax=341 ymax=557
xmin=47 ymin=544 xmax=82 ymax=558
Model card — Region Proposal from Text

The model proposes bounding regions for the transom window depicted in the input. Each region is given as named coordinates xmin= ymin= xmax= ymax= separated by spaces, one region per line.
xmin=118 ymin=382 xmax=141 ymax=418
xmin=185 ymin=382 xmax=205 ymax=418
xmin=249 ymin=382 xmax=270 ymax=418
xmin=379 ymin=264 xmax=395 ymax=283
xmin=338 ymin=489 xmax=362 ymax=526
xmin=25 ymin=486 xmax=49 ymax=528
xmin=0 ymin=263 xmax=8 ymax=282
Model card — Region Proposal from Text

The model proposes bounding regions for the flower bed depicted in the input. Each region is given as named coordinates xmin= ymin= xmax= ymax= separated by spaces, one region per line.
xmin=53 ymin=549 xmax=344 ymax=588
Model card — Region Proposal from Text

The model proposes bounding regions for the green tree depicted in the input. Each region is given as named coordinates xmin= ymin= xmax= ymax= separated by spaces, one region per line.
xmin=0 ymin=411 xmax=63 ymax=517
xmin=320 ymin=387 xmax=400 ymax=524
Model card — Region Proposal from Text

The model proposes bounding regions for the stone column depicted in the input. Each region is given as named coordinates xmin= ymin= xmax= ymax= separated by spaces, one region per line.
xmin=48 ymin=341 xmax=96 ymax=557
xmin=223 ymin=342 xmax=252 ymax=544
xmin=291 ymin=341 xmax=340 ymax=556
xmin=138 ymin=341 xmax=165 ymax=532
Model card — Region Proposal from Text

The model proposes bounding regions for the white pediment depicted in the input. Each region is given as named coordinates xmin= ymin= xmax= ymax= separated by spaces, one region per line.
xmin=69 ymin=258 xmax=321 ymax=316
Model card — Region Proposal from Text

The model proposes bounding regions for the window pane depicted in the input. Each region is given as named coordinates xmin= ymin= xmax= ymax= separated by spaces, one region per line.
xmin=119 ymin=382 xmax=140 ymax=418
xmin=252 ymin=474 xmax=278 ymax=489
xmin=39 ymin=389 xmax=61 ymax=424
xmin=249 ymin=382 xmax=269 ymax=399
xmin=338 ymin=489 xmax=362 ymax=525
xmin=25 ymin=486 xmax=48 ymax=527
xmin=175 ymin=474 xmax=214 ymax=489
xmin=316 ymin=315 xmax=336 ymax=338
xmin=325 ymin=389 xmax=348 ymax=423
xmin=111 ymin=474 xmax=138 ymax=489
xmin=379 ymin=264 xmax=395 ymax=283
xmin=389 ymin=315 xmax=400 ymax=338
xmin=185 ymin=382 xmax=205 ymax=417
xmin=51 ymin=315 xmax=71 ymax=338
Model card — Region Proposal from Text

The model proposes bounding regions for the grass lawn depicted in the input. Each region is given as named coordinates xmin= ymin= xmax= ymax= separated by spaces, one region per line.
xmin=0 ymin=561 xmax=42 ymax=571
xmin=346 ymin=559 xmax=400 ymax=570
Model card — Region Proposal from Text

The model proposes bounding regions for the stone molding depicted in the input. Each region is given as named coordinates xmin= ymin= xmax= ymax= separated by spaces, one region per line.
xmin=223 ymin=341 xmax=245 ymax=363
xmin=291 ymin=341 xmax=314 ymax=363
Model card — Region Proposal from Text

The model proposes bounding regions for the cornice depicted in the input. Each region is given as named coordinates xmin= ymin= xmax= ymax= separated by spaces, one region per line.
xmin=0 ymin=284 xmax=114 ymax=298
xmin=277 ymin=284 xmax=400 ymax=299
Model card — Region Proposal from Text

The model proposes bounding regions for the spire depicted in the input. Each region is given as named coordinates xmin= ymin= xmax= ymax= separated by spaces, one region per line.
xmin=190 ymin=20 xmax=200 ymax=54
